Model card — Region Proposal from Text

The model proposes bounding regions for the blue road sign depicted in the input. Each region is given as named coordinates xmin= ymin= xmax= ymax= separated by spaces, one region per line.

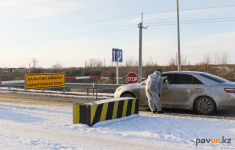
xmin=112 ymin=48 xmax=123 ymax=62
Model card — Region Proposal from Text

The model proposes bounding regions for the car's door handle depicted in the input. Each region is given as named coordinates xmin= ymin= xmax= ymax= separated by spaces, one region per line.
xmin=195 ymin=87 xmax=202 ymax=90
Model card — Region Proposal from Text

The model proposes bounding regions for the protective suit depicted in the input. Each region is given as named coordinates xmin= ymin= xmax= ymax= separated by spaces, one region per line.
xmin=145 ymin=71 xmax=163 ymax=112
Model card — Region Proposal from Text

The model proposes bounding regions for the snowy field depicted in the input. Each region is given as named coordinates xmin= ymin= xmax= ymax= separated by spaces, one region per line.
xmin=0 ymin=99 xmax=235 ymax=150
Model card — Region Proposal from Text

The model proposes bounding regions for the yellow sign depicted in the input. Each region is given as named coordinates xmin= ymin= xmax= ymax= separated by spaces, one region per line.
xmin=25 ymin=73 xmax=65 ymax=90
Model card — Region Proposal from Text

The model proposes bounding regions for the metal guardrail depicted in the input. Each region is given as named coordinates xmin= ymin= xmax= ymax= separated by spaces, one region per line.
xmin=0 ymin=83 xmax=124 ymax=94
xmin=0 ymin=75 xmax=135 ymax=94
xmin=65 ymin=83 xmax=122 ymax=90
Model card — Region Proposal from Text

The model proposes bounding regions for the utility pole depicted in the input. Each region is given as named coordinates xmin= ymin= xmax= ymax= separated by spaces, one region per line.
xmin=176 ymin=52 xmax=178 ymax=66
xmin=104 ymin=58 xmax=105 ymax=67
xmin=176 ymin=0 xmax=181 ymax=71
xmin=116 ymin=59 xmax=118 ymax=84
xmin=29 ymin=63 xmax=30 ymax=74
xmin=138 ymin=19 xmax=142 ymax=83
xmin=138 ymin=13 xmax=147 ymax=82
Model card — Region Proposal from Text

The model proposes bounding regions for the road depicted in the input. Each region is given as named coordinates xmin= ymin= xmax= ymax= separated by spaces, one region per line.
xmin=1 ymin=90 xmax=234 ymax=119
xmin=162 ymin=108 xmax=235 ymax=117
xmin=140 ymin=106 xmax=235 ymax=119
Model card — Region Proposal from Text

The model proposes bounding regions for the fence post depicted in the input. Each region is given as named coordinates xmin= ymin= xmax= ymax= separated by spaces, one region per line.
xmin=87 ymin=88 xmax=89 ymax=94
xmin=96 ymin=78 xmax=98 ymax=100
xmin=63 ymin=87 xmax=65 ymax=93
xmin=93 ymin=78 xmax=94 ymax=96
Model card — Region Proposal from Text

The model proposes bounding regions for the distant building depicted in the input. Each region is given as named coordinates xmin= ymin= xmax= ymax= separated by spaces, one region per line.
xmin=2 ymin=67 xmax=27 ymax=73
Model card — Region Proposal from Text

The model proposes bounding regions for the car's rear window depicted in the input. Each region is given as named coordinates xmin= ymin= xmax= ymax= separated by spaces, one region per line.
xmin=192 ymin=77 xmax=203 ymax=84
xmin=200 ymin=73 xmax=228 ymax=83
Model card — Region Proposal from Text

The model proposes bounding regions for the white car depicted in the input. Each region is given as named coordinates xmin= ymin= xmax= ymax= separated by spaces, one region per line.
xmin=114 ymin=71 xmax=235 ymax=115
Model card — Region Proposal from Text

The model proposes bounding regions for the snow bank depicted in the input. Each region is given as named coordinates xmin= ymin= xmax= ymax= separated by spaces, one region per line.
xmin=0 ymin=101 xmax=234 ymax=149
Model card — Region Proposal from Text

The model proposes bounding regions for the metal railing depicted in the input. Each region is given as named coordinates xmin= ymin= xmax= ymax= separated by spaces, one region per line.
xmin=0 ymin=83 xmax=123 ymax=94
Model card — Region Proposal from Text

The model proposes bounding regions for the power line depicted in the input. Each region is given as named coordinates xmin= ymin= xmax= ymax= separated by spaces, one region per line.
xmin=0 ymin=27 xmax=136 ymax=46
xmin=0 ymin=13 xmax=141 ymax=39
xmin=3 ymin=25 xmax=136 ymax=43
xmin=1 ymin=17 xmax=235 ymax=46
xmin=19 ymin=24 xmax=137 ymax=41
xmin=181 ymin=19 xmax=235 ymax=25
xmin=145 ymin=4 xmax=235 ymax=14
xmin=2 ymin=4 xmax=235 ymax=39
xmin=147 ymin=16 xmax=235 ymax=25
xmin=149 ymin=19 xmax=235 ymax=27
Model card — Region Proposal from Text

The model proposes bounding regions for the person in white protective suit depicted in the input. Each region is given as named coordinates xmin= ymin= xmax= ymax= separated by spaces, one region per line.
xmin=145 ymin=71 xmax=164 ymax=113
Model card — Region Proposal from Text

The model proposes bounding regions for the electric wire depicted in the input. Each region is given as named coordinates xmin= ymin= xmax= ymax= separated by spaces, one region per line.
xmin=146 ymin=16 xmax=235 ymax=25
xmin=0 ymin=13 xmax=141 ymax=39
xmin=149 ymin=19 xmax=235 ymax=27
xmin=2 ymin=4 xmax=235 ymax=39
xmin=16 ymin=24 xmax=137 ymax=41
xmin=0 ymin=27 xmax=136 ymax=46
xmin=145 ymin=4 xmax=235 ymax=14
xmin=1 ymin=18 xmax=235 ymax=46
xmin=2 ymin=17 xmax=234 ymax=45
xmin=4 ymin=25 xmax=136 ymax=42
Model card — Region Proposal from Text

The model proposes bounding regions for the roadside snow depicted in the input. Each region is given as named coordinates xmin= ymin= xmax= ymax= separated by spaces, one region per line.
xmin=0 ymin=101 xmax=234 ymax=150
xmin=0 ymin=87 xmax=114 ymax=99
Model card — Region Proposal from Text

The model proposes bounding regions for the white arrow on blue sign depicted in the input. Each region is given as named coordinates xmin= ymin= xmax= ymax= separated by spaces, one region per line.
xmin=112 ymin=48 xmax=123 ymax=62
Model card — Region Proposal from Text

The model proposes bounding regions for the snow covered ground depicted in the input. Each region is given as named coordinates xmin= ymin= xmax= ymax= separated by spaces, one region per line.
xmin=0 ymin=99 xmax=235 ymax=150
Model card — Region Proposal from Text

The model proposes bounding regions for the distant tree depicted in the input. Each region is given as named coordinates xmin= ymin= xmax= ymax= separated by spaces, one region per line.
xmin=213 ymin=52 xmax=220 ymax=65
xmin=86 ymin=58 xmax=103 ymax=67
xmin=145 ymin=57 xmax=157 ymax=66
xmin=168 ymin=57 xmax=177 ymax=71
xmin=221 ymin=51 xmax=228 ymax=66
xmin=125 ymin=58 xmax=138 ymax=67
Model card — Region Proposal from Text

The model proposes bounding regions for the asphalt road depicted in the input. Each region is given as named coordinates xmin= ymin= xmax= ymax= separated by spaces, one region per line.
xmin=162 ymin=108 xmax=235 ymax=117
xmin=140 ymin=106 xmax=235 ymax=119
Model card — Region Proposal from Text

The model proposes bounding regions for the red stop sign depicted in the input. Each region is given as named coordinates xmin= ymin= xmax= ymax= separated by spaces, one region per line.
xmin=126 ymin=72 xmax=138 ymax=84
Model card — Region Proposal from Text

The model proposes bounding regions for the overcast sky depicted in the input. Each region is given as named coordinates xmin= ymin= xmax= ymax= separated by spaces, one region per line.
xmin=0 ymin=0 xmax=235 ymax=68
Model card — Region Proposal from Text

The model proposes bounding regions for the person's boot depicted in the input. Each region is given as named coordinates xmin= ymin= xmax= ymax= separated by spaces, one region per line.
xmin=157 ymin=111 xmax=164 ymax=114
xmin=152 ymin=109 xmax=157 ymax=113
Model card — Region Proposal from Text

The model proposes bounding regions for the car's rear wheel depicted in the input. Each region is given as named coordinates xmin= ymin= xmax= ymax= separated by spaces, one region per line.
xmin=121 ymin=92 xmax=135 ymax=98
xmin=194 ymin=97 xmax=216 ymax=115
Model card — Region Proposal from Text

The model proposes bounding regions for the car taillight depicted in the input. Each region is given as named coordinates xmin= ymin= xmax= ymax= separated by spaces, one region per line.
xmin=224 ymin=88 xmax=235 ymax=93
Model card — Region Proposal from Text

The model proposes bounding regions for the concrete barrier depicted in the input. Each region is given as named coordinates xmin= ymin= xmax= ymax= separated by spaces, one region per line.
xmin=73 ymin=97 xmax=138 ymax=126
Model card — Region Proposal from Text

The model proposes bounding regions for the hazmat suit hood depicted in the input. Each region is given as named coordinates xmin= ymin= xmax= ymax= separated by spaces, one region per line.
xmin=152 ymin=71 xmax=161 ymax=82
